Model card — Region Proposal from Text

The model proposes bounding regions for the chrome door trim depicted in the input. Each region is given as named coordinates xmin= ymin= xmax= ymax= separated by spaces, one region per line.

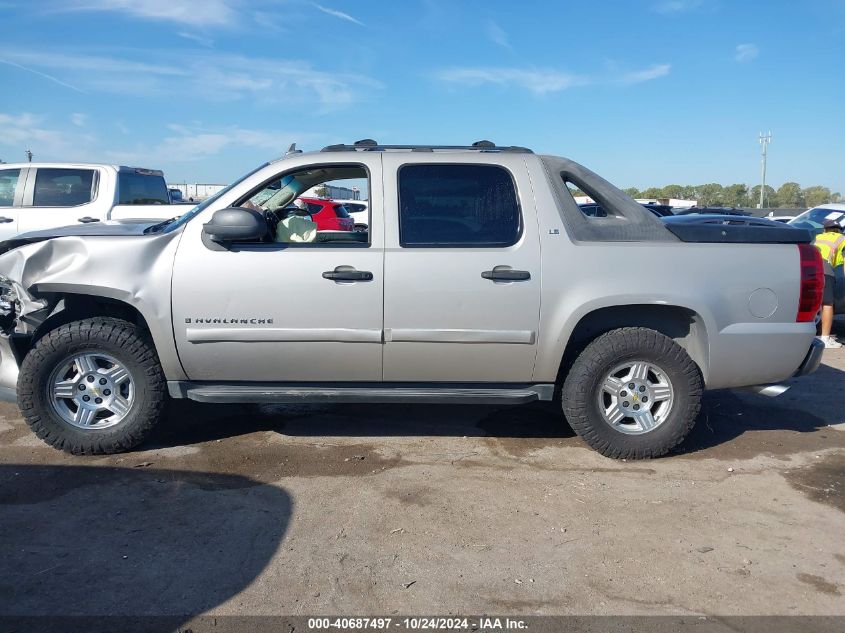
xmin=186 ymin=327 xmax=383 ymax=343
xmin=384 ymin=328 xmax=536 ymax=344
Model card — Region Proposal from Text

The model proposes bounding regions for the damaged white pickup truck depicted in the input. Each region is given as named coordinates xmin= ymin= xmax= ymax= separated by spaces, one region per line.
xmin=0 ymin=141 xmax=826 ymax=459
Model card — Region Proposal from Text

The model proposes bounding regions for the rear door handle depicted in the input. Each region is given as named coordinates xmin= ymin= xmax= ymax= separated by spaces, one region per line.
xmin=322 ymin=268 xmax=374 ymax=281
xmin=0 ymin=217 xmax=13 ymax=224
xmin=78 ymin=216 xmax=100 ymax=223
xmin=481 ymin=269 xmax=531 ymax=281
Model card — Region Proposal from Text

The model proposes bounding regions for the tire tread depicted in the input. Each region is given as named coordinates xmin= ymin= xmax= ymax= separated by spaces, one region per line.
xmin=561 ymin=327 xmax=703 ymax=459
xmin=17 ymin=317 xmax=166 ymax=455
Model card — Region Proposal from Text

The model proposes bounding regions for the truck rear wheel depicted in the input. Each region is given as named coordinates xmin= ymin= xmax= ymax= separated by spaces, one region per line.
xmin=561 ymin=327 xmax=702 ymax=459
xmin=17 ymin=318 xmax=166 ymax=454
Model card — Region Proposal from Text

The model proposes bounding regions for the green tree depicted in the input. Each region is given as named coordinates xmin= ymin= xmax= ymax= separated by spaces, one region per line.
xmin=640 ymin=187 xmax=663 ymax=199
xmin=774 ymin=182 xmax=804 ymax=208
xmin=802 ymin=186 xmax=833 ymax=207
xmin=748 ymin=185 xmax=776 ymax=208
xmin=696 ymin=183 xmax=725 ymax=206
xmin=313 ymin=185 xmax=329 ymax=198
xmin=722 ymin=183 xmax=749 ymax=208
xmin=623 ymin=187 xmax=641 ymax=198
xmin=660 ymin=184 xmax=686 ymax=199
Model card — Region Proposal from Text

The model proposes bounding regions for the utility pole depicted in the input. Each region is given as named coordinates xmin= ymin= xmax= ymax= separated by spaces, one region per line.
xmin=758 ymin=131 xmax=772 ymax=209
xmin=25 ymin=149 xmax=33 ymax=163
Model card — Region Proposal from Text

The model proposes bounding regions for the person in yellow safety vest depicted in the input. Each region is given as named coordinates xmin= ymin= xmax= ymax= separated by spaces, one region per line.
xmin=813 ymin=219 xmax=845 ymax=348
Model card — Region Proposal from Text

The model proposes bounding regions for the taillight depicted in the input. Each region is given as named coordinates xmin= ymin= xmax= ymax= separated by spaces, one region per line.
xmin=797 ymin=243 xmax=824 ymax=322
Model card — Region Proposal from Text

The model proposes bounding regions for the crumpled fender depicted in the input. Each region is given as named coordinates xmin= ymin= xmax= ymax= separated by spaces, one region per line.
xmin=0 ymin=229 xmax=187 ymax=380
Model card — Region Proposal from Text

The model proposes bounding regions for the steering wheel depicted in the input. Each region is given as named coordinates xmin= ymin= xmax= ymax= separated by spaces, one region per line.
xmin=263 ymin=210 xmax=280 ymax=241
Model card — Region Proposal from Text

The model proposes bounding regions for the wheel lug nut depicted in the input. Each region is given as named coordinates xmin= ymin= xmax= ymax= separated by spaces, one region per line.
xmin=628 ymin=383 xmax=635 ymax=390
xmin=620 ymin=390 xmax=627 ymax=397
xmin=622 ymin=401 xmax=630 ymax=408
xmin=642 ymin=396 xmax=648 ymax=403
xmin=99 ymin=378 xmax=107 ymax=385
xmin=86 ymin=376 xmax=94 ymax=383
xmin=639 ymin=386 xmax=646 ymax=392
xmin=103 ymin=389 xmax=111 ymax=396
xmin=82 ymin=395 xmax=90 ymax=402
xmin=95 ymin=397 xmax=103 ymax=405
xmin=78 ymin=384 xmax=86 ymax=391
xmin=633 ymin=404 xmax=640 ymax=411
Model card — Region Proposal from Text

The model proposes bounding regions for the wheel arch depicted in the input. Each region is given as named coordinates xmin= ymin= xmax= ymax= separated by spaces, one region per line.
xmin=554 ymin=303 xmax=710 ymax=388
xmin=11 ymin=288 xmax=186 ymax=381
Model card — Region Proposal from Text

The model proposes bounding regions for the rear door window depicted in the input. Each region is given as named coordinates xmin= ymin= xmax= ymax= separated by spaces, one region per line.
xmin=32 ymin=168 xmax=96 ymax=207
xmin=118 ymin=171 xmax=170 ymax=205
xmin=398 ymin=164 xmax=521 ymax=247
xmin=0 ymin=169 xmax=21 ymax=206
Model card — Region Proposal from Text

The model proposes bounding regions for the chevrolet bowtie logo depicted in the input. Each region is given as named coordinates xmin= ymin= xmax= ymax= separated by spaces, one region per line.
xmin=632 ymin=394 xmax=639 ymax=403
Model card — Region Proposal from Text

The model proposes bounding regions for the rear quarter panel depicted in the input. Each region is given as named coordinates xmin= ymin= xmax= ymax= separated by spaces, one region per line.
xmin=526 ymin=155 xmax=814 ymax=389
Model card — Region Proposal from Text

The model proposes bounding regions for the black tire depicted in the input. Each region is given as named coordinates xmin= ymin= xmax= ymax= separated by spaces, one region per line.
xmin=561 ymin=327 xmax=702 ymax=459
xmin=17 ymin=318 xmax=166 ymax=454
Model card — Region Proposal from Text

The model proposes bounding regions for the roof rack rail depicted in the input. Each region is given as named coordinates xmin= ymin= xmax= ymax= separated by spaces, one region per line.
xmin=320 ymin=139 xmax=533 ymax=154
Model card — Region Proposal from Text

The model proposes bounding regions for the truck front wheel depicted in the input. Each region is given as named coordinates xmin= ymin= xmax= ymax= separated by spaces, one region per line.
xmin=17 ymin=318 xmax=166 ymax=454
xmin=561 ymin=327 xmax=703 ymax=459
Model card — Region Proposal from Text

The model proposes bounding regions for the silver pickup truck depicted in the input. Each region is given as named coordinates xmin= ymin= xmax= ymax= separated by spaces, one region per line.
xmin=0 ymin=141 xmax=826 ymax=459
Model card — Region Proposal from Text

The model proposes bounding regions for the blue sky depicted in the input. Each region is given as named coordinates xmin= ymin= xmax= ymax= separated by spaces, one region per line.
xmin=0 ymin=0 xmax=843 ymax=192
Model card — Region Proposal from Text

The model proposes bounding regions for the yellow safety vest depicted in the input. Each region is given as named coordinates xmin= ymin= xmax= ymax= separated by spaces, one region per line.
xmin=813 ymin=231 xmax=845 ymax=268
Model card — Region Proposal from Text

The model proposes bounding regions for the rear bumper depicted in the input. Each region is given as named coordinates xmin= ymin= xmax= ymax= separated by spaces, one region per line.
xmin=707 ymin=322 xmax=817 ymax=389
xmin=793 ymin=337 xmax=824 ymax=377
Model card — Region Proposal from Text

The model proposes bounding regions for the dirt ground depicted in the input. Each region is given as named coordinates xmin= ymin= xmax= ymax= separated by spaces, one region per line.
xmin=1 ymin=349 xmax=844 ymax=619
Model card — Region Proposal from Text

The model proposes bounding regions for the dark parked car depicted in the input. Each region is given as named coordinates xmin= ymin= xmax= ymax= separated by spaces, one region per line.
xmin=579 ymin=203 xmax=673 ymax=218
xmin=674 ymin=206 xmax=752 ymax=217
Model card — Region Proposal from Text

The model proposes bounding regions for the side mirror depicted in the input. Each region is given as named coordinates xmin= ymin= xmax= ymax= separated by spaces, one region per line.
xmin=202 ymin=207 xmax=267 ymax=244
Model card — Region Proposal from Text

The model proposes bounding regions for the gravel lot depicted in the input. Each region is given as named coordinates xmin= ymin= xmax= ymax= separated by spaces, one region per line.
xmin=1 ymin=348 xmax=844 ymax=620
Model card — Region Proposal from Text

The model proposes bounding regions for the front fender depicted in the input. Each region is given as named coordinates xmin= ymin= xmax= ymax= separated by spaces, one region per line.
xmin=0 ymin=232 xmax=186 ymax=381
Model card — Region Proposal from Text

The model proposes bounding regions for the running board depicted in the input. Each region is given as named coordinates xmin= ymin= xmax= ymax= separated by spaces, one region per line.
xmin=168 ymin=381 xmax=555 ymax=405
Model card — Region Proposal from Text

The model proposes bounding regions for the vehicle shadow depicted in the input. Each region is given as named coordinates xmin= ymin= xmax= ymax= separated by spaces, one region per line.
xmin=149 ymin=359 xmax=845 ymax=459
xmin=0 ymin=464 xmax=292 ymax=624
xmin=152 ymin=399 xmax=575 ymax=447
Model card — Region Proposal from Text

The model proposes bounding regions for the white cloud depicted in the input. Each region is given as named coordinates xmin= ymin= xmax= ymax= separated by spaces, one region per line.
xmin=59 ymin=0 xmax=236 ymax=27
xmin=435 ymin=67 xmax=586 ymax=95
xmin=70 ymin=113 xmax=87 ymax=127
xmin=0 ymin=112 xmax=97 ymax=160
xmin=652 ymin=0 xmax=703 ymax=14
xmin=621 ymin=63 xmax=671 ymax=84
xmin=106 ymin=123 xmax=327 ymax=163
xmin=177 ymin=31 xmax=214 ymax=47
xmin=435 ymin=63 xmax=670 ymax=93
xmin=735 ymin=43 xmax=759 ymax=62
xmin=486 ymin=20 xmax=511 ymax=50
xmin=0 ymin=48 xmax=381 ymax=110
xmin=312 ymin=3 xmax=364 ymax=26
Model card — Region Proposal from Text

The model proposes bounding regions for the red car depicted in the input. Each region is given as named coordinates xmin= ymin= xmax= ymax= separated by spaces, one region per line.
xmin=299 ymin=197 xmax=354 ymax=231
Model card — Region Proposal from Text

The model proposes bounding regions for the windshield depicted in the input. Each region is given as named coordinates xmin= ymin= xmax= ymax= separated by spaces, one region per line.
xmin=163 ymin=162 xmax=269 ymax=233
xmin=789 ymin=207 xmax=845 ymax=232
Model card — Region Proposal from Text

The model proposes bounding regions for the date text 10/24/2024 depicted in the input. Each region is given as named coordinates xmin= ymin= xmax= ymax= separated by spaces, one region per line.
xmin=307 ymin=618 xmax=528 ymax=631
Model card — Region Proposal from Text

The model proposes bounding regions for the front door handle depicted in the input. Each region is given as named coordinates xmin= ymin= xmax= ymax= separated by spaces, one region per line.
xmin=78 ymin=216 xmax=100 ymax=223
xmin=0 ymin=217 xmax=13 ymax=224
xmin=481 ymin=268 xmax=531 ymax=281
xmin=322 ymin=268 xmax=374 ymax=281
